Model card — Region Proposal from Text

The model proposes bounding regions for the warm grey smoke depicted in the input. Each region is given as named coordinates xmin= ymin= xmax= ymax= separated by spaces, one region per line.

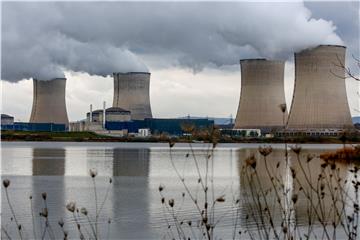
xmin=2 ymin=2 xmax=343 ymax=82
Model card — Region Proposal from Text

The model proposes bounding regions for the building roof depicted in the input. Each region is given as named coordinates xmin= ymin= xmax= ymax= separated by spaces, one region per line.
xmin=106 ymin=107 xmax=130 ymax=113
xmin=113 ymin=72 xmax=150 ymax=75
xmin=87 ymin=107 xmax=131 ymax=115
xmin=1 ymin=114 xmax=14 ymax=119
xmin=240 ymin=58 xmax=267 ymax=62
xmin=33 ymin=77 xmax=67 ymax=81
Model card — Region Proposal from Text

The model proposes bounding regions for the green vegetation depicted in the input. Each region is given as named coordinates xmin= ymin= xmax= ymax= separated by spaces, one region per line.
xmin=1 ymin=130 xmax=113 ymax=142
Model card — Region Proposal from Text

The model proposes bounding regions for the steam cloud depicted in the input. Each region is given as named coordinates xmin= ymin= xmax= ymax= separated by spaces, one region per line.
xmin=2 ymin=2 xmax=343 ymax=82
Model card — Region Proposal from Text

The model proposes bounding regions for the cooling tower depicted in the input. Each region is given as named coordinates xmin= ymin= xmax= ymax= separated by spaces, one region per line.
xmin=113 ymin=72 xmax=153 ymax=120
xmin=29 ymin=78 xmax=69 ymax=126
xmin=287 ymin=45 xmax=353 ymax=130
xmin=234 ymin=59 xmax=287 ymax=130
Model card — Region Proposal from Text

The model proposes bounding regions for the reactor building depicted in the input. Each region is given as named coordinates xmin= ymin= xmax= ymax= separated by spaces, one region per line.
xmin=287 ymin=45 xmax=353 ymax=132
xmin=29 ymin=78 xmax=69 ymax=127
xmin=234 ymin=59 xmax=287 ymax=131
xmin=113 ymin=72 xmax=153 ymax=120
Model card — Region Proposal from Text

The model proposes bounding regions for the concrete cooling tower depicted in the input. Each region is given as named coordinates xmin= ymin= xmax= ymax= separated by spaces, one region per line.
xmin=113 ymin=72 xmax=153 ymax=120
xmin=287 ymin=45 xmax=353 ymax=130
xmin=29 ymin=78 xmax=69 ymax=126
xmin=234 ymin=59 xmax=287 ymax=131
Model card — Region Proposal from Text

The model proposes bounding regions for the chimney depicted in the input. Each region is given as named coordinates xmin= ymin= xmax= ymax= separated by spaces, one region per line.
xmin=103 ymin=101 xmax=106 ymax=129
xmin=90 ymin=104 xmax=93 ymax=123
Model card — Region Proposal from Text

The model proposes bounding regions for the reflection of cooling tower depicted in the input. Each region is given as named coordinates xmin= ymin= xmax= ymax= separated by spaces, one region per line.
xmin=112 ymin=148 xmax=150 ymax=177
xmin=288 ymin=45 xmax=353 ymax=129
xmin=30 ymin=78 xmax=69 ymax=126
xmin=32 ymin=148 xmax=65 ymax=237
xmin=113 ymin=72 xmax=152 ymax=120
xmin=234 ymin=59 xmax=287 ymax=130
xmin=32 ymin=148 xmax=65 ymax=176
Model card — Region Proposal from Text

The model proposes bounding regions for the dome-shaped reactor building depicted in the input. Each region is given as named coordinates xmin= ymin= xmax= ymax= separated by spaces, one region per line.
xmin=112 ymin=72 xmax=153 ymax=120
xmin=29 ymin=78 xmax=69 ymax=127
xmin=234 ymin=59 xmax=287 ymax=131
xmin=287 ymin=45 xmax=353 ymax=131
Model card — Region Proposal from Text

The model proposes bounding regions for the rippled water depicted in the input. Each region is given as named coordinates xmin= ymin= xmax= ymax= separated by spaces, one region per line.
xmin=1 ymin=142 xmax=357 ymax=239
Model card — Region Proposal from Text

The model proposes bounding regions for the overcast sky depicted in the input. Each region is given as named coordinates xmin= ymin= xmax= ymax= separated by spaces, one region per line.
xmin=1 ymin=1 xmax=359 ymax=122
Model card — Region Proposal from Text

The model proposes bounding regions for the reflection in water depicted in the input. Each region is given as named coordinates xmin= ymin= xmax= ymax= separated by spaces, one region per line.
xmin=111 ymin=148 xmax=153 ymax=238
xmin=238 ymin=148 xmax=288 ymax=229
xmin=1 ymin=143 xmax=356 ymax=239
xmin=32 ymin=148 xmax=66 ymax=176
xmin=32 ymin=148 xmax=66 ymax=238
xmin=238 ymin=147 xmax=353 ymax=238
xmin=112 ymin=148 xmax=150 ymax=176
xmin=290 ymin=149 xmax=351 ymax=226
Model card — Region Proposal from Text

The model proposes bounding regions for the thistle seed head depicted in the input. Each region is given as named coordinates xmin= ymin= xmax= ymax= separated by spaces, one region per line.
xmin=279 ymin=103 xmax=287 ymax=113
xmin=40 ymin=208 xmax=48 ymax=218
xmin=41 ymin=192 xmax=47 ymax=200
xmin=168 ymin=199 xmax=175 ymax=208
xmin=245 ymin=155 xmax=257 ymax=169
xmin=290 ymin=145 xmax=302 ymax=155
xmin=66 ymin=201 xmax=76 ymax=213
xmin=291 ymin=194 xmax=298 ymax=204
xmin=80 ymin=207 xmax=88 ymax=216
xmin=168 ymin=141 xmax=175 ymax=148
xmin=89 ymin=169 xmax=98 ymax=178
xmin=307 ymin=154 xmax=314 ymax=162
xmin=258 ymin=146 xmax=272 ymax=157
xmin=216 ymin=195 xmax=225 ymax=202
xmin=3 ymin=179 xmax=10 ymax=188
xmin=58 ymin=219 xmax=64 ymax=228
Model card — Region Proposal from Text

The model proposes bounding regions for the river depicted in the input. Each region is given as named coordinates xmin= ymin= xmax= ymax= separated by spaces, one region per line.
xmin=1 ymin=142 xmax=358 ymax=239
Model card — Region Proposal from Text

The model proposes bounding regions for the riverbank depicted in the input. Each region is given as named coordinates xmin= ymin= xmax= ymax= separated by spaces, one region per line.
xmin=2 ymin=130 xmax=360 ymax=144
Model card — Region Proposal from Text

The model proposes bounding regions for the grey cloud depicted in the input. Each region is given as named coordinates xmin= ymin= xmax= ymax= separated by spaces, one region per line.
xmin=2 ymin=2 xmax=345 ymax=82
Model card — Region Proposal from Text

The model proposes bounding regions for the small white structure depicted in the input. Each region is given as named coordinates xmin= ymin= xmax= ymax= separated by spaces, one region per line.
xmin=277 ymin=128 xmax=346 ymax=136
xmin=138 ymin=128 xmax=151 ymax=137
xmin=221 ymin=128 xmax=261 ymax=137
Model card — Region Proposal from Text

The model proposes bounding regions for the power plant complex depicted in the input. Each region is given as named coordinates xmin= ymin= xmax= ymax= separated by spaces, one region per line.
xmin=1 ymin=45 xmax=356 ymax=137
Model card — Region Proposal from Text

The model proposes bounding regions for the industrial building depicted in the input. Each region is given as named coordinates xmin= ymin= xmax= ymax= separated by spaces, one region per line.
xmin=1 ymin=113 xmax=66 ymax=132
xmin=30 ymin=78 xmax=69 ymax=127
xmin=69 ymin=105 xmax=132 ymax=133
xmin=105 ymin=118 xmax=214 ymax=136
xmin=86 ymin=107 xmax=131 ymax=124
xmin=234 ymin=59 xmax=287 ymax=132
xmin=70 ymin=104 xmax=214 ymax=137
xmin=287 ymin=45 xmax=353 ymax=134
xmin=1 ymin=122 xmax=66 ymax=131
xmin=113 ymin=72 xmax=153 ymax=120
xmin=1 ymin=114 xmax=14 ymax=125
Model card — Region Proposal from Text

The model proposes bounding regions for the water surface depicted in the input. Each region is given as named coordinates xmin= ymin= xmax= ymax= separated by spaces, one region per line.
xmin=1 ymin=142 xmax=356 ymax=239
